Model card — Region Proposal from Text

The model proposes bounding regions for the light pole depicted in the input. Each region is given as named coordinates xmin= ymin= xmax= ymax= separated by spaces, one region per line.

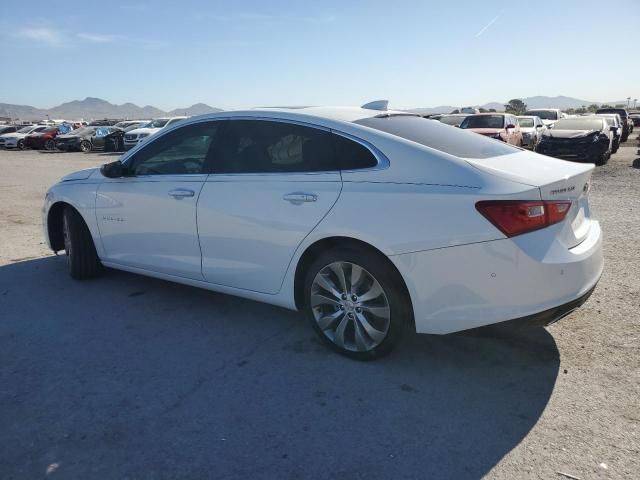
xmin=627 ymin=97 xmax=631 ymax=108
xmin=634 ymin=99 xmax=638 ymax=109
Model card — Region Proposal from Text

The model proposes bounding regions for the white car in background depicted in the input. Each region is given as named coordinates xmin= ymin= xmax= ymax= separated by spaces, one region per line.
xmin=123 ymin=116 xmax=188 ymax=150
xmin=516 ymin=115 xmax=546 ymax=150
xmin=42 ymin=103 xmax=603 ymax=359
xmin=524 ymin=108 xmax=566 ymax=127
xmin=1 ymin=125 xmax=49 ymax=149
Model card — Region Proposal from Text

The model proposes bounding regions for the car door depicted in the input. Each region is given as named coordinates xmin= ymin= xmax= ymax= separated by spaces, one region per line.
xmin=197 ymin=118 xmax=342 ymax=294
xmin=93 ymin=127 xmax=110 ymax=148
xmin=96 ymin=120 xmax=220 ymax=279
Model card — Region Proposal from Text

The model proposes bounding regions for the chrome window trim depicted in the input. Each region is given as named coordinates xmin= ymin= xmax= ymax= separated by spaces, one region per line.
xmin=120 ymin=115 xmax=389 ymax=177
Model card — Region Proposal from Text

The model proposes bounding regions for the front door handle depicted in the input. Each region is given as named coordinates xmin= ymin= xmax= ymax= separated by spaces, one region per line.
xmin=283 ymin=192 xmax=317 ymax=205
xmin=168 ymin=188 xmax=195 ymax=199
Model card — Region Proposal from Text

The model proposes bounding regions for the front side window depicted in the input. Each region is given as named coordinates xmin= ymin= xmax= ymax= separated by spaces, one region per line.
xmin=127 ymin=121 xmax=218 ymax=175
xmin=213 ymin=120 xmax=339 ymax=174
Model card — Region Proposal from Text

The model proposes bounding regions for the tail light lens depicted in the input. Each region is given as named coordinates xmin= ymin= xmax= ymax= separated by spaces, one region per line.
xmin=476 ymin=200 xmax=572 ymax=237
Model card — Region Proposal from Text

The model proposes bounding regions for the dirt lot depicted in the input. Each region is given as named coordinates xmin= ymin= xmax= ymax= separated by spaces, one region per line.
xmin=0 ymin=143 xmax=638 ymax=479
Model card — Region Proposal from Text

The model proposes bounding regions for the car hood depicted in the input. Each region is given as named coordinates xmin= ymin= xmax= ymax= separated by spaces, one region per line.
xmin=126 ymin=127 xmax=160 ymax=135
xmin=540 ymin=119 xmax=556 ymax=126
xmin=60 ymin=167 xmax=99 ymax=182
xmin=542 ymin=129 xmax=599 ymax=139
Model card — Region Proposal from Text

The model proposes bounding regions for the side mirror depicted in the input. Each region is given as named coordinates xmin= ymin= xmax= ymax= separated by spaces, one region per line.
xmin=535 ymin=124 xmax=543 ymax=128
xmin=100 ymin=160 xmax=126 ymax=178
xmin=506 ymin=124 xmax=516 ymax=129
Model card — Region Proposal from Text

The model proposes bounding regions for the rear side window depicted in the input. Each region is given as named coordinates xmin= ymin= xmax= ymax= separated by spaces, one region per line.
xmin=355 ymin=115 xmax=519 ymax=159
xmin=128 ymin=121 xmax=219 ymax=175
xmin=213 ymin=120 xmax=339 ymax=173
xmin=332 ymin=134 xmax=378 ymax=170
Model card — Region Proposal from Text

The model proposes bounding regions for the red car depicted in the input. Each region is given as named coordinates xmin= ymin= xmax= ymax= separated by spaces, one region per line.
xmin=459 ymin=113 xmax=523 ymax=146
xmin=23 ymin=127 xmax=62 ymax=150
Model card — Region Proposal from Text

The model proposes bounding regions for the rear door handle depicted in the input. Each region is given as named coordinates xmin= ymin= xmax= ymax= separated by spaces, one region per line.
xmin=283 ymin=192 xmax=317 ymax=204
xmin=168 ymin=188 xmax=195 ymax=199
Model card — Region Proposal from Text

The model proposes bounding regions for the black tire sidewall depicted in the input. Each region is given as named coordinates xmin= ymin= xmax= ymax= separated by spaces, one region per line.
xmin=80 ymin=141 xmax=91 ymax=152
xmin=302 ymin=247 xmax=410 ymax=360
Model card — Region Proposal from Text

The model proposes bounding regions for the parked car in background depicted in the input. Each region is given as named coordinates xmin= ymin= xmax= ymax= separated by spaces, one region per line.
xmin=123 ymin=116 xmax=188 ymax=150
xmin=43 ymin=105 xmax=603 ymax=359
xmin=1 ymin=125 xmax=48 ymax=149
xmin=629 ymin=111 xmax=640 ymax=127
xmin=516 ymin=115 xmax=545 ymax=150
xmin=23 ymin=126 xmax=63 ymax=150
xmin=88 ymin=119 xmax=121 ymax=127
xmin=524 ymin=108 xmax=565 ymax=127
xmin=595 ymin=114 xmax=622 ymax=153
xmin=536 ymin=117 xmax=613 ymax=165
xmin=113 ymin=120 xmax=147 ymax=130
xmin=459 ymin=113 xmax=523 ymax=146
xmin=55 ymin=126 xmax=115 ymax=152
xmin=428 ymin=113 xmax=469 ymax=127
xmin=595 ymin=108 xmax=630 ymax=141
xmin=0 ymin=125 xmax=22 ymax=136
xmin=104 ymin=121 xmax=150 ymax=152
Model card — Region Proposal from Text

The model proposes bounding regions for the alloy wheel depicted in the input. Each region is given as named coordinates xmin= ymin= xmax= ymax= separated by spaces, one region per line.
xmin=310 ymin=261 xmax=390 ymax=352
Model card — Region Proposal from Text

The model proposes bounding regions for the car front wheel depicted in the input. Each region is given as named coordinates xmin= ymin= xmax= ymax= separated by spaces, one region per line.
xmin=63 ymin=207 xmax=102 ymax=279
xmin=304 ymin=247 xmax=410 ymax=360
xmin=44 ymin=139 xmax=56 ymax=150
xmin=80 ymin=140 xmax=92 ymax=153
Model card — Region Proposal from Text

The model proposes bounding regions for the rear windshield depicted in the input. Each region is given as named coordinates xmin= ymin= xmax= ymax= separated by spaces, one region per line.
xmin=552 ymin=118 xmax=604 ymax=131
xmin=354 ymin=115 xmax=519 ymax=159
xmin=525 ymin=110 xmax=558 ymax=120
xmin=460 ymin=115 xmax=505 ymax=129
xmin=596 ymin=108 xmax=627 ymax=117
xmin=517 ymin=118 xmax=534 ymax=127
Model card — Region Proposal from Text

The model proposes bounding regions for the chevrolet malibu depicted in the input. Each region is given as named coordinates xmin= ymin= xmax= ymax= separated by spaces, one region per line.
xmin=43 ymin=103 xmax=603 ymax=359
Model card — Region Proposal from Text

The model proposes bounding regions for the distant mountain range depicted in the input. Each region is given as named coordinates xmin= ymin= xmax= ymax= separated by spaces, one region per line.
xmin=0 ymin=95 xmax=632 ymax=121
xmin=0 ymin=97 xmax=223 ymax=121
xmin=406 ymin=95 xmax=630 ymax=115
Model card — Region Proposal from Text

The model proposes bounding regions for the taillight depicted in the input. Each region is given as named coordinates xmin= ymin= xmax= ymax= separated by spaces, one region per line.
xmin=476 ymin=200 xmax=572 ymax=237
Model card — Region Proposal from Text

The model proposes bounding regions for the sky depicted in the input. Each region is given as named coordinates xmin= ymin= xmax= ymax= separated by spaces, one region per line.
xmin=1 ymin=0 xmax=639 ymax=110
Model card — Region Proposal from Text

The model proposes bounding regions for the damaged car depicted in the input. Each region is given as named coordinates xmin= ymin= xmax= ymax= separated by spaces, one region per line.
xmin=536 ymin=117 xmax=613 ymax=165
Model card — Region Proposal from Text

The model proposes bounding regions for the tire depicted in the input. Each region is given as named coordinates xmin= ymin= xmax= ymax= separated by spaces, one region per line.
xmin=595 ymin=150 xmax=609 ymax=166
xmin=63 ymin=207 xmax=102 ymax=280
xmin=612 ymin=139 xmax=619 ymax=154
xmin=44 ymin=139 xmax=56 ymax=150
xmin=17 ymin=140 xmax=25 ymax=150
xmin=80 ymin=140 xmax=92 ymax=153
xmin=303 ymin=247 xmax=411 ymax=360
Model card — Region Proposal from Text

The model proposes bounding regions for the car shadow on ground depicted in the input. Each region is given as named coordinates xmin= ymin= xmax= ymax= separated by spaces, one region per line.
xmin=0 ymin=256 xmax=560 ymax=479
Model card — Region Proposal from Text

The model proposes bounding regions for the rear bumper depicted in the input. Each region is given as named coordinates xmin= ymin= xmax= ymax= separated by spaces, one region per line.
xmin=391 ymin=221 xmax=603 ymax=334
xmin=494 ymin=283 xmax=596 ymax=328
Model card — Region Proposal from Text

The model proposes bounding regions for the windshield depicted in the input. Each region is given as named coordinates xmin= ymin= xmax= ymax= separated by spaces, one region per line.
xmin=517 ymin=118 xmax=534 ymax=128
xmin=71 ymin=127 xmax=96 ymax=136
xmin=149 ymin=119 xmax=169 ymax=128
xmin=125 ymin=122 xmax=149 ymax=131
xmin=17 ymin=126 xmax=33 ymax=133
xmin=437 ymin=115 xmax=468 ymax=126
xmin=525 ymin=110 xmax=558 ymax=120
xmin=354 ymin=115 xmax=519 ymax=159
xmin=460 ymin=115 xmax=505 ymax=129
xmin=552 ymin=118 xmax=604 ymax=131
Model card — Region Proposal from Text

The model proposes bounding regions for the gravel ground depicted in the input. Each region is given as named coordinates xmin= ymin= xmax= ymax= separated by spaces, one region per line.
xmin=0 ymin=143 xmax=638 ymax=479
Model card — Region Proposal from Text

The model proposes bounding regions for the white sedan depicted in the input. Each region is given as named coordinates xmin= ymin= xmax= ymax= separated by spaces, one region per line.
xmin=43 ymin=103 xmax=603 ymax=359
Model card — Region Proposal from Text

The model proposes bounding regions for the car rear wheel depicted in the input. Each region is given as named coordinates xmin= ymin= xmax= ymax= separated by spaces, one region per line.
xmin=17 ymin=140 xmax=25 ymax=150
xmin=80 ymin=140 xmax=92 ymax=153
xmin=44 ymin=139 xmax=56 ymax=150
xmin=63 ymin=207 xmax=102 ymax=280
xmin=303 ymin=247 xmax=410 ymax=360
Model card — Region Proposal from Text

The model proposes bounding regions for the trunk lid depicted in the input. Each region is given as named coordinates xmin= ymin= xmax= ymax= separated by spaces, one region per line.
xmin=464 ymin=149 xmax=594 ymax=248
